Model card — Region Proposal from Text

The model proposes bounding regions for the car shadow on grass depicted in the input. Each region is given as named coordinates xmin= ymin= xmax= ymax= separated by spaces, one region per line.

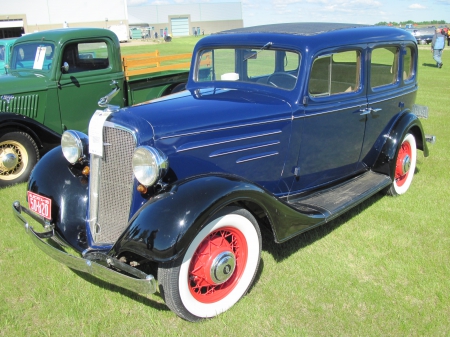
xmin=260 ymin=191 xmax=386 ymax=263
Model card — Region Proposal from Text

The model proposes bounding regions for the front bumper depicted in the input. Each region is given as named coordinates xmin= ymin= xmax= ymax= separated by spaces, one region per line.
xmin=13 ymin=201 xmax=157 ymax=295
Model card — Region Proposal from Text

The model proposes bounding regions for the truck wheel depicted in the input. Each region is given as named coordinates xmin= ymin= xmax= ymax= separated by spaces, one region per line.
xmin=158 ymin=207 xmax=261 ymax=321
xmin=386 ymin=133 xmax=417 ymax=196
xmin=0 ymin=132 xmax=39 ymax=187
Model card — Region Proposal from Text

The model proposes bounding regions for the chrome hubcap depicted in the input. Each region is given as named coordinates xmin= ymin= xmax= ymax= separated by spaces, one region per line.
xmin=210 ymin=251 xmax=236 ymax=284
xmin=402 ymin=154 xmax=411 ymax=175
xmin=1 ymin=152 xmax=19 ymax=171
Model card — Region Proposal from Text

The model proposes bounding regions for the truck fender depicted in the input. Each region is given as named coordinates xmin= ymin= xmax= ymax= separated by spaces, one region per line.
xmin=372 ymin=111 xmax=428 ymax=178
xmin=27 ymin=146 xmax=89 ymax=252
xmin=0 ymin=113 xmax=61 ymax=150
xmin=111 ymin=174 xmax=320 ymax=262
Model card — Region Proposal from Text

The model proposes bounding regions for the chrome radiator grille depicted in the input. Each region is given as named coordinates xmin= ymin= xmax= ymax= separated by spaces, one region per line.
xmin=89 ymin=125 xmax=136 ymax=245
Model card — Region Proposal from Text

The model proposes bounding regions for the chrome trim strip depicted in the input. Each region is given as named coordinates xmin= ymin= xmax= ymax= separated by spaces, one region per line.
xmin=209 ymin=140 xmax=280 ymax=158
xmin=236 ymin=151 xmax=278 ymax=163
xmin=293 ymin=104 xmax=364 ymax=119
xmin=160 ymin=117 xmax=291 ymax=140
xmin=13 ymin=201 xmax=157 ymax=295
xmin=177 ymin=130 xmax=282 ymax=153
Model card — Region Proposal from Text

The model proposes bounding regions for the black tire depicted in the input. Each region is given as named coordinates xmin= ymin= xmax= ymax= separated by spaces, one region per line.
xmin=386 ymin=133 xmax=417 ymax=196
xmin=0 ymin=131 xmax=39 ymax=187
xmin=158 ymin=207 xmax=262 ymax=321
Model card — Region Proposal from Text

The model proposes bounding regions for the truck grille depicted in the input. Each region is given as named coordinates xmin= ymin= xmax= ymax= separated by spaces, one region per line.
xmin=0 ymin=94 xmax=39 ymax=118
xmin=89 ymin=125 xmax=136 ymax=245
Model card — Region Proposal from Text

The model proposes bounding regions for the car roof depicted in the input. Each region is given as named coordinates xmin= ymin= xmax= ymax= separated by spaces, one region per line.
xmin=217 ymin=22 xmax=372 ymax=36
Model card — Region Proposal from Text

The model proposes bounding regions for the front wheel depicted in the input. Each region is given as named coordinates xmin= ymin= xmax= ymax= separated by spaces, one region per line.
xmin=0 ymin=131 xmax=39 ymax=187
xmin=158 ymin=207 xmax=262 ymax=321
xmin=386 ymin=133 xmax=417 ymax=196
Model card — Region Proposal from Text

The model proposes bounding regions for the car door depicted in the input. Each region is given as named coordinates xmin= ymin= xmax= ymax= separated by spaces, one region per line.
xmin=289 ymin=48 xmax=368 ymax=193
xmin=57 ymin=40 xmax=124 ymax=134
xmin=360 ymin=43 xmax=416 ymax=165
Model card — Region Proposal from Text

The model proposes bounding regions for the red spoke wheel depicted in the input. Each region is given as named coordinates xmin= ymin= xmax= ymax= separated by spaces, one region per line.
xmin=158 ymin=207 xmax=261 ymax=321
xmin=387 ymin=133 xmax=417 ymax=196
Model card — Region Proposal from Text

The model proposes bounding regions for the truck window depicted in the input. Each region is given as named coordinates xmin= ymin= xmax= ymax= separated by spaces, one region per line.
xmin=62 ymin=41 xmax=109 ymax=73
xmin=196 ymin=47 xmax=300 ymax=90
xmin=370 ymin=46 xmax=399 ymax=88
xmin=309 ymin=50 xmax=360 ymax=97
xmin=0 ymin=45 xmax=5 ymax=62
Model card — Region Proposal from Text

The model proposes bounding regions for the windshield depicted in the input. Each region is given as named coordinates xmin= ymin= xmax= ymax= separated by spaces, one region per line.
xmin=10 ymin=42 xmax=55 ymax=72
xmin=196 ymin=47 xmax=301 ymax=90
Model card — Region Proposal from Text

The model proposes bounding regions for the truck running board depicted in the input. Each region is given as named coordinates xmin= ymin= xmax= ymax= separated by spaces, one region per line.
xmin=288 ymin=171 xmax=392 ymax=221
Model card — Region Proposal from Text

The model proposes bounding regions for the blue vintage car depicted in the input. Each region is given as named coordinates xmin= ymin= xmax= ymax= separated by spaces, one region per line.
xmin=14 ymin=23 xmax=433 ymax=321
xmin=0 ymin=37 xmax=17 ymax=75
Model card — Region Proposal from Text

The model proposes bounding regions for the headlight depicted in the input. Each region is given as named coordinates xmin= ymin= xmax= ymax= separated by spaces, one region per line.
xmin=132 ymin=146 xmax=168 ymax=187
xmin=61 ymin=130 xmax=88 ymax=164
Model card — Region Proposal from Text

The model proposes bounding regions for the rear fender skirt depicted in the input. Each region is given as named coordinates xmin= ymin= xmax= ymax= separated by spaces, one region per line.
xmin=372 ymin=112 xmax=428 ymax=178
xmin=111 ymin=174 xmax=321 ymax=262
xmin=27 ymin=147 xmax=89 ymax=252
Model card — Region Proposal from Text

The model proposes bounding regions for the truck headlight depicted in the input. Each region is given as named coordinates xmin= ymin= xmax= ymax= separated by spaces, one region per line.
xmin=61 ymin=130 xmax=88 ymax=164
xmin=132 ymin=146 xmax=168 ymax=186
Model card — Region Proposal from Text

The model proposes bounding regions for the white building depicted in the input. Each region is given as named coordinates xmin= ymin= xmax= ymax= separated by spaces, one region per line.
xmin=0 ymin=0 xmax=242 ymax=39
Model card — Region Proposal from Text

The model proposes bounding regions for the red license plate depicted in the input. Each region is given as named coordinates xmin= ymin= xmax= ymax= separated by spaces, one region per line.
xmin=27 ymin=191 xmax=52 ymax=220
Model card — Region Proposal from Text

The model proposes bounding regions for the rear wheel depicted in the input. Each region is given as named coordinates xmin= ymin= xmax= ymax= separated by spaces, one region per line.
xmin=158 ymin=207 xmax=261 ymax=321
xmin=386 ymin=133 xmax=417 ymax=196
xmin=0 ymin=131 xmax=39 ymax=187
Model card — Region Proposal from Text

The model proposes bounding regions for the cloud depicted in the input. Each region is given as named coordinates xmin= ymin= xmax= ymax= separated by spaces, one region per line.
xmin=408 ymin=3 xmax=426 ymax=9
xmin=127 ymin=0 xmax=148 ymax=5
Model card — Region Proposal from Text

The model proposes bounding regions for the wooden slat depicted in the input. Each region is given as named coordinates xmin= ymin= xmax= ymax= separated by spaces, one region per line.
xmin=122 ymin=51 xmax=193 ymax=80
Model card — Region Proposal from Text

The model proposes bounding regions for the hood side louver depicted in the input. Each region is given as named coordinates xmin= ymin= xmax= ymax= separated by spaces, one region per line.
xmin=0 ymin=95 xmax=39 ymax=118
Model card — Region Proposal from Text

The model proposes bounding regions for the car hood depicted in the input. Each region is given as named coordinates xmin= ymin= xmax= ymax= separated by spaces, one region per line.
xmin=0 ymin=71 xmax=49 ymax=95
xmin=115 ymin=87 xmax=293 ymax=144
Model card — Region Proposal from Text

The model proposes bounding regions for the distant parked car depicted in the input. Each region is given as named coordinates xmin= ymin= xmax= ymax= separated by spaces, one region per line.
xmin=0 ymin=37 xmax=17 ymax=75
xmin=412 ymin=27 xmax=435 ymax=44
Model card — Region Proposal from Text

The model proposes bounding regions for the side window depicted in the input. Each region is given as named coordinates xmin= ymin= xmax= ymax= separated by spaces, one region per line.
xmin=403 ymin=46 xmax=414 ymax=81
xmin=370 ymin=47 xmax=399 ymax=88
xmin=0 ymin=45 xmax=5 ymax=62
xmin=62 ymin=41 xmax=109 ymax=73
xmin=309 ymin=50 xmax=359 ymax=97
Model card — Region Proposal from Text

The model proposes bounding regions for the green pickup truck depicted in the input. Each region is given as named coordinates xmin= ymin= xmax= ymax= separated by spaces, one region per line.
xmin=0 ymin=37 xmax=17 ymax=75
xmin=0 ymin=28 xmax=190 ymax=187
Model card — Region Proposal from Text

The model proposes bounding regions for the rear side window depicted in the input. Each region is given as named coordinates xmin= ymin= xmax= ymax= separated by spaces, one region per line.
xmin=403 ymin=46 xmax=415 ymax=81
xmin=62 ymin=41 xmax=109 ymax=73
xmin=370 ymin=47 xmax=399 ymax=88
xmin=309 ymin=50 xmax=360 ymax=97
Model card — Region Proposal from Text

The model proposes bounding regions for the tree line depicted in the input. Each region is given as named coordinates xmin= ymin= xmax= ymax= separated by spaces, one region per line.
xmin=375 ymin=20 xmax=447 ymax=26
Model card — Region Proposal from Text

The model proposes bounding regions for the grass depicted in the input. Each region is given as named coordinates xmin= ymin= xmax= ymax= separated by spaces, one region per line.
xmin=0 ymin=42 xmax=449 ymax=336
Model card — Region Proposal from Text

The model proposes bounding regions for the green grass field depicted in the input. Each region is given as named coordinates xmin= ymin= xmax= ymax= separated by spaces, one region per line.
xmin=0 ymin=38 xmax=449 ymax=336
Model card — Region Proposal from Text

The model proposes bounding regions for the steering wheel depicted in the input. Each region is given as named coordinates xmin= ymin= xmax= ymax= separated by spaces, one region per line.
xmin=267 ymin=72 xmax=297 ymax=89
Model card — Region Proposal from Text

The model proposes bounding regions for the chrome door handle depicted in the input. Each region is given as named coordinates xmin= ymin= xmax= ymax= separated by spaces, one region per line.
xmin=360 ymin=107 xmax=382 ymax=115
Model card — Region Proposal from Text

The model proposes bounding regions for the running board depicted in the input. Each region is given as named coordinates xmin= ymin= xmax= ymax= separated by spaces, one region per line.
xmin=287 ymin=171 xmax=392 ymax=221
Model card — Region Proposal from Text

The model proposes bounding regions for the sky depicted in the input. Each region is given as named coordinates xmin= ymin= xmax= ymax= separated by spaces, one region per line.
xmin=127 ymin=0 xmax=450 ymax=28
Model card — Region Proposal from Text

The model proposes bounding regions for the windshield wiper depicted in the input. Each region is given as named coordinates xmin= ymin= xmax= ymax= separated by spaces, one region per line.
xmin=243 ymin=42 xmax=273 ymax=62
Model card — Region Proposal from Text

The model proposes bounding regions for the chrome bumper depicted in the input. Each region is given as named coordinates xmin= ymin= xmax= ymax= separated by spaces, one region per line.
xmin=13 ymin=201 xmax=157 ymax=295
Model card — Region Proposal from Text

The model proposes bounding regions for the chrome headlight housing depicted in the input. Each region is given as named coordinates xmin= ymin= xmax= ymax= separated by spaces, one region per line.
xmin=132 ymin=146 xmax=168 ymax=187
xmin=61 ymin=130 xmax=88 ymax=164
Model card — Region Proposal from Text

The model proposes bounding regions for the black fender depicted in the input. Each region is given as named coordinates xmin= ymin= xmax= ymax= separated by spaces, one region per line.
xmin=111 ymin=174 xmax=321 ymax=262
xmin=0 ymin=113 xmax=61 ymax=152
xmin=27 ymin=146 xmax=89 ymax=252
xmin=372 ymin=111 xmax=428 ymax=178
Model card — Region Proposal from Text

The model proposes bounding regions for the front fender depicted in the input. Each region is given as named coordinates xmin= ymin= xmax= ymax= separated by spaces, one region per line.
xmin=28 ymin=146 xmax=89 ymax=252
xmin=111 ymin=174 xmax=320 ymax=262
xmin=0 ymin=113 xmax=61 ymax=150
xmin=372 ymin=112 xmax=428 ymax=177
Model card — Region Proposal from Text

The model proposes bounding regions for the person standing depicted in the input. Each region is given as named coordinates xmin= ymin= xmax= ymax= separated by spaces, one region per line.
xmin=431 ymin=28 xmax=445 ymax=68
